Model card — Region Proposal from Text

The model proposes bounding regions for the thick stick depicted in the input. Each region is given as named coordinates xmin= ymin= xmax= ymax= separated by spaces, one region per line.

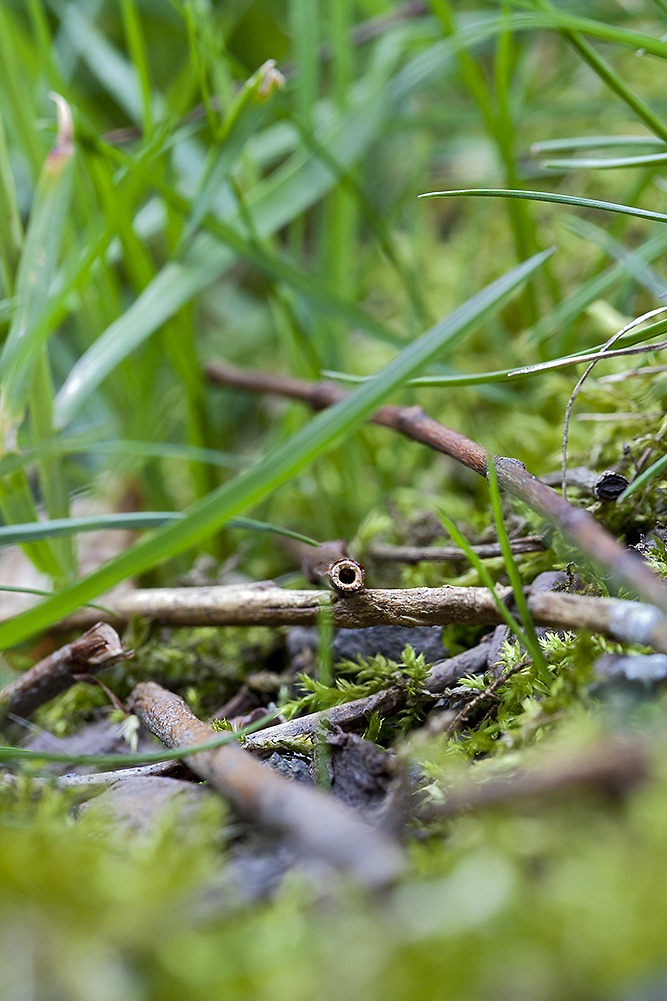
xmin=128 ymin=681 xmax=404 ymax=889
xmin=206 ymin=361 xmax=667 ymax=615
xmin=61 ymin=584 xmax=667 ymax=653
xmin=0 ymin=623 xmax=126 ymax=726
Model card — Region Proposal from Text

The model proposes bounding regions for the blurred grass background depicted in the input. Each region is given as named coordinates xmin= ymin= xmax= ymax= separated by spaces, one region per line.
xmin=4 ymin=0 xmax=667 ymax=997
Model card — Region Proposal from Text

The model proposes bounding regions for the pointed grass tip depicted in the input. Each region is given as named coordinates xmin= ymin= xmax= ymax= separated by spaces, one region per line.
xmin=47 ymin=92 xmax=74 ymax=160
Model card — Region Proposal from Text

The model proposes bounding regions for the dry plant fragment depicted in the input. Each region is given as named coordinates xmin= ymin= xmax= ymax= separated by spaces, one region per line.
xmin=0 ymin=623 xmax=127 ymax=727
xmin=128 ymin=681 xmax=405 ymax=890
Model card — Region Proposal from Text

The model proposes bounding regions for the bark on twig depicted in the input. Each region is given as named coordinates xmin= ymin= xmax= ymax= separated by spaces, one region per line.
xmin=61 ymin=584 xmax=667 ymax=654
xmin=0 ymin=623 xmax=128 ymax=727
xmin=128 ymin=681 xmax=405 ymax=889
xmin=242 ymin=641 xmax=492 ymax=751
xmin=418 ymin=739 xmax=649 ymax=821
xmin=206 ymin=361 xmax=667 ymax=616
xmin=369 ymin=536 xmax=546 ymax=564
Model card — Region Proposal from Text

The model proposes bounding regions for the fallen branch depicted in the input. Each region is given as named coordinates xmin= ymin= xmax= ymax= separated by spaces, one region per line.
xmin=62 ymin=584 xmax=667 ymax=653
xmin=206 ymin=361 xmax=667 ymax=615
xmin=368 ymin=536 xmax=546 ymax=564
xmin=0 ymin=623 xmax=128 ymax=727
xmin=418 ymin=738 xmax=649 ymax=821
xmin=128 ymin=681 xmax=405 ymax=889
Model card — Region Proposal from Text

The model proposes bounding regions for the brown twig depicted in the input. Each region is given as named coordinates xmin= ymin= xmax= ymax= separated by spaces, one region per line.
xmin=205 ymin=361 xmax=667 ymax=616
xmin=0 ymin=623 xmax=128 ymax=727
xmin=441 ymin=659 xmax=528 ymax=739
xmin=418 ymin=738 xmax=649 ymax=822
xmin=128 ymin=681 xmax=404 ymax=889
xmin=368 ymin=535 xmax=546 ymax=564
xmin=61 ymin=583 xmax=667 ymax=654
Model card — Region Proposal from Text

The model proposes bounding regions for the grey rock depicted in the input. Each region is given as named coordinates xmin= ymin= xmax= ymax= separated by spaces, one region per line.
xmin=333 ymin=625 xmax=445 ymax=664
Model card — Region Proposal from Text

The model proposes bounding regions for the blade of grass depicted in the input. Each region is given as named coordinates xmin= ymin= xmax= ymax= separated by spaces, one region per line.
xmin=435 ymin=506 xmax=541 ymax=673
xmin=0 ymin=711 xmax=276 ymax=769
xmin=532 ymin=136 xmax=667 ymax=153
xmin=0 ymin=513 xmax=318 ymax=548
xmin=323 ymin=313 xmax=667 ymax=386
xmin=543 ymin=152 xmax=667 ymax=170
xmin=487 ymin=454 xmax=551 ymax=682
xmin=0 ymin=95 xmax=77 ymax=578
xmin=0 ymin=248 xmax=554 ymax=647
xmin=619 ymin=453 xmax=667 ymax=500
xmin=419 ymin=188 xmax=667 ymax=225
xmin=120 ymin=0 xmax=154 ymax=140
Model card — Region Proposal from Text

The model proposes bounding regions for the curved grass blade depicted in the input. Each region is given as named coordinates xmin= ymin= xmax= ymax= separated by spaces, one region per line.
xmin=542 ymin=152 xmax=667 ymax=170
xmin=0 ymin=711 xmax=276 ymax=769
xmin=0 ymin=513 xmax=318 ymax=548
xmin=0 ymin=248 xmax=554 ymax=647
xmin=323 ymin=312 xmax=667 ymax=387
xmin=419 ymin=188 xmax=667 ymax=225
xmin=532 ymin=136 xmax=667 ymax=154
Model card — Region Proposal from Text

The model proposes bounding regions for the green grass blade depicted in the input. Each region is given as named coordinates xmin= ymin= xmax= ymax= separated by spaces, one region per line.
xmin=0 ymin=95 xmax=76 ymax=577
xmin=543 ymin=152 xmax=667 ymax=170
xmin=436 ymin=505 xmax=535 ymax=655
xmin=0 ymin=513 xmax=317 ymax=548
xmin=487 ymin=454 xmax=551 ymax=683
xmin=120 ymin=0 xmax=154 ymax=140
xmin=0 ymin=248 xmax=553 ymax=646
xmin=0 ymin=712 xmax=276 ymax=769
xmin=419 ymin=188 xmax=667 ymax=225
xmin=619 ymin=454 xmax=667 ymax=501
xmin=532 ymin=136 xmax=667 ymax=153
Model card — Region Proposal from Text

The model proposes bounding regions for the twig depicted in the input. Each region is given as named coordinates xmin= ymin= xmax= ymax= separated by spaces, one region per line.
xmin=418 ymin=738 xmax=649 ymax=821
xmin=205 ymin=361 xmax=667 ymax=615
xmin=0 ymin=623 xmax=128 ymax=727
xmin=61 ymin=584 xmax=667 ymax=654
xmin=368 ymin=535 xmax=546 ymax=564
xmin=128 ymin=681 xmax=405 ymax=889
xmin=242 ymin=641 xmax=492 ymax=751
xmin=442 ymin=660 xmax=528 ymax=739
